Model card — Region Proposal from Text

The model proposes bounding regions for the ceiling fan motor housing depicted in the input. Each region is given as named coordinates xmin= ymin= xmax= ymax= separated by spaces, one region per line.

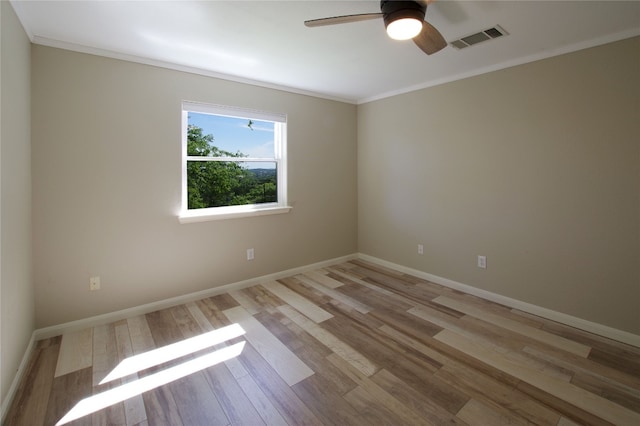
xmin=380 ymin=0 xmax=427 ymax=28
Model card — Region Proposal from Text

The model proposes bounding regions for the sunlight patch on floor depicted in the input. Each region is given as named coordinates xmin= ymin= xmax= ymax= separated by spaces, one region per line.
xmin=56 ymin=323 xmax=246 ymax=425
xmin=100 ymin=323 xmax=245 ymax=384
xmin=57 ymin=341 xmax=245 ymax=425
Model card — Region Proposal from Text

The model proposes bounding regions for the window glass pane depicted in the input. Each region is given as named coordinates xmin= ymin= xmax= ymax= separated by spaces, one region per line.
xmin=187 ymin=112 xmax=274 ymax=158
xmin=182 ymin=102 xmax=286 ymax=216
xmin=187 ymin=161 xmax=277 ymax=209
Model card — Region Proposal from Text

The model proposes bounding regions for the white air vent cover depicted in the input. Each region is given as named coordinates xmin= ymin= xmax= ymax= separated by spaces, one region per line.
xmin=450 ymin=25 xmax=508 ymax=50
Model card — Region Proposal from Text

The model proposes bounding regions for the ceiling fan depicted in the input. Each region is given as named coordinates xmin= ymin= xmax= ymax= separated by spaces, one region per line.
xmin=304 ymin=0 xmax=447 ymax=55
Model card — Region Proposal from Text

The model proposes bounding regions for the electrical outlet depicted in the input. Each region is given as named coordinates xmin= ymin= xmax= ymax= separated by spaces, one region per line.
xmin=477 ymin=255 xmax=487 ymax=269
xmin=247 ymin=248 xmax=254 ymax=261
xmin=418 ymin=244 xmax=424 ymax=255
xmin=89 ymin=276 xmax=101 ymax=291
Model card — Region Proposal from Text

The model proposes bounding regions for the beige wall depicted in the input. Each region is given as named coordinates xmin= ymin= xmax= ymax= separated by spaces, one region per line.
xmin=358 ymin=37 xmax=640 ymax=335
xmin=1 ymin=1 xmax=34 ymax=406
xmin=32 ymin=46 xmax=357 ymax=328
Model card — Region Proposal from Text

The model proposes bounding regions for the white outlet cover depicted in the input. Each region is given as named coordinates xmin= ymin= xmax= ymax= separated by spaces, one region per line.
xmin=90 ymin=276 xmax=101 ymax=290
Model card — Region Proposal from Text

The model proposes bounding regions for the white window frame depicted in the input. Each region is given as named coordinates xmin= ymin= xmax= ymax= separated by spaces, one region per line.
xmin=179 ymin=101 xmax=291 ymax=223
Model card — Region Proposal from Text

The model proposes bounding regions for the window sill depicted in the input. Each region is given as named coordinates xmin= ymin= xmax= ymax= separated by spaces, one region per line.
xmin=178 ymin=205 xmax=292 ymax=224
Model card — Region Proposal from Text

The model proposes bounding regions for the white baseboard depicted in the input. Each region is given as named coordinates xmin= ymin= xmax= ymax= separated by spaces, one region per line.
xmin=357 ymin=253 xmax=640 ymax=348
xmin=1 ymin=333 xmax=36 ymax=424
xmin=34 ymin=253 xmax=357 ymax=341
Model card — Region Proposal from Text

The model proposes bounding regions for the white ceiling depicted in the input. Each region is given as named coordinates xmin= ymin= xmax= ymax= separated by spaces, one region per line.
xmin=11 ymin=0 xmax=640 ymax=104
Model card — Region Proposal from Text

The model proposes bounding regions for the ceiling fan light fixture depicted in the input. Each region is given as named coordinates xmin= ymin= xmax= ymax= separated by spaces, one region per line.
xmin=386 ymin=18 xmax=423 ymax=40
xmin=381 ymin=0 xmax=427 ymax=40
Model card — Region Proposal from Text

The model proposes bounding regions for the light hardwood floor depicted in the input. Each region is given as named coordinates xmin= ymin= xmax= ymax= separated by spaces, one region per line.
xmin=5 ymin=259 xmax=640 ymax=425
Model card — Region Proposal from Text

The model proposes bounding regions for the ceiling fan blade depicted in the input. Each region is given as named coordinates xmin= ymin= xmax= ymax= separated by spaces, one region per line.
xmin=413 ymin=21 xmax=447 ymax=55
xmin=304 ymin=13 xmax=382 ymax=28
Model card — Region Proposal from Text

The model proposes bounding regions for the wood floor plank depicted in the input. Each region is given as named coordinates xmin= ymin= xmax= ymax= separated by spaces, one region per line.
xmin=409 ymin=303 xmax=525 ymax=355
xmin=122 ymin=315 xmax=166 ymax=425
xmin=378 ymin=322 xmax=530 ymax=394
xmin=557 ymin=416 xmax=585 ymax=426
xmin=140 ymin=309 xmax=188 ymax=426
xmin=331 ymin=307 xmax=444 ymax=376
xmin=522 ymin=345 xmax=640 ymax=392
xmin=141 ymin=385 xmax=184 ymax=426
xmin=228 ymin=288 xmax=263 ymax=315
xmin=435 ymin=328 xmax=640 ymax=425
xmin=92 ymin=323 xmax=119 ymax=387
xmin=306 ymin=269 xmax=344 ymax=288
xmin=170 ymin=303 xmax=205 ymax=339
xmin=515 ymin=381 xmax=614 ymax=426
xmin=257 ymin=307 xmax=358 ymax=395
xmin=435 ymin=363 xmax=561 ymax=425
xmin=44 ymin=367 xmax=93 ymax=425
xmin=414 ymin=305 xmax=576 ymax=384
xmin=185 ymin=301 xmax=215 ymax=332
xmin=456 ymin=398 xmax=530 ymax=426
xmin=318 ymin=291 xmax=387 ymax=330
xmin=292 ymin=373 xmax=363 ymax=426
xmin=187 ymin=300 xmax=275 ymax=425
xmin=349 ymin=259 xmax=415 ymax=280
xmin=347 ymin=259 xmax=445 ymax=297
xmin=165 ymin=305 xmax=231 ymax=426
xmin=234 ymin=373 xmax=289 ymax=425
xmin=126 ymin=315 xmax=156 ymax=355
xmin=202 ymin=362 xmax=266 ymax=426
xmin=458 ymin=316 xmax=576 ymax=382
xmin=277 ymin=276 xmax=334 ymax=309
xmin=3 ymin=336 xmax=61 ymax=426
xmin=324 ymin=317 xmax=469 ymax=415
xmin=377 ymin=323 xmax=455 ymax=366
xmin=344 ymin=384 xmax=430 ymax=426
xmin=444 ymin=291 xmax=546 ymax=329
xmin=589 ymin=346 xmax=640 ymax=379
xmin=571 ymin=370 xmax=640 ymax=412
xmin=326 ymin=353 xmax=435 ymax=425
xmin=277 ymin=304 xmax=377 ymax=377
xmin=224 ymin=305 xmax=314 ymax=386
xmin=256 ymin=307 xmax=364 ymax=408
xmin=191 ymin=298 xmax=257 ymax=383
xmin=243 ymin=284 xmax=291 ymax=311
xmin=295 ymin=274 xmax=372 ymax=314
xmin=113 ymin=320 xmax=147 ymax=426
xmin=170 ymin=374 xmax=229 ymax=426
xmin=370 ymin=368 xmax=469 ymax=425
xmin=90 ymin=395 xmax=126 ymax=426
xmin=328 ymin=275 xmax=416 ymax=313
xmin=90 ymin=322 xmax=127 ymax=425
xmin=518 ymin=308 xmax=640 ymax=354
xmin=209 ymin=292 xmax=241 ymax=311
xmin=263 ymin=279 xmax=333 ymax=322
xmin=348 ymin=263 xmax=442 ymax=303
xmin=195 ymin=296 xmax=234 ymax=328
xmin=434 ymin=295 xmax=592 ymax=358
xmin=54 ymin=328 xmax=93 ymax=377
xmin=326 ymin=267 xmax=403 ymax=300
xmin=369 ymin=305 xmax=443 ymax=340
xmin=237 ymin=341 xmax=323 ymax=425
xmin=146 ymin=308 xmax=185 ymax=347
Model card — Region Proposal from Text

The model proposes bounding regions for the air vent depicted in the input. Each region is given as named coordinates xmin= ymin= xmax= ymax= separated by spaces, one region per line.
xmin=450 ymin=25 xmax=508 ymax=50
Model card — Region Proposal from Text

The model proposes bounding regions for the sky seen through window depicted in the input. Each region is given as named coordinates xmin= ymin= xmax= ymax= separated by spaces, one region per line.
xmin=188 ymin=112 xmax=275 ymax=164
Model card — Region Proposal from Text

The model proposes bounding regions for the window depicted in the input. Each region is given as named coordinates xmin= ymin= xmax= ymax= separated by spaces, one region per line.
xmin=180 ymin=101 xmax=290 ymax=223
